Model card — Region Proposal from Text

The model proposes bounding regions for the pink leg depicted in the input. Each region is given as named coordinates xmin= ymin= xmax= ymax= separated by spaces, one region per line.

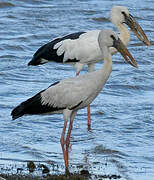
xmin=66 ymin=117 xmax=73 ymax=149
xmin=65 ymin=119 xmax=73 ymax=170
xmin=65 ymin=111 xmax=77 ymax=168
xmin=76 ymin=71 xmax=80 ymax=76
xmin=87 ymin=105 xmax=91 ymax=130
xmin=60 ymin=119 xmax=68 ymax=171
xmin=60 ymin=111 xmax=77 ymax=174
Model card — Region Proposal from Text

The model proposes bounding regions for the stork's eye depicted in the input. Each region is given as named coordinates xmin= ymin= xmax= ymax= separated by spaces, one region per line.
xmin=110 ymin=35 xmax=116 ymax=40
xmin=121 ymin=11 xmax=126 ymax=17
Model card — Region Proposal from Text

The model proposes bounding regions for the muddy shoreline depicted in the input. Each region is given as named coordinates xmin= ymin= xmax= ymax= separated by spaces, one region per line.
xmin=0 ymin=161 xmax=121 ymax=180
xmin=0 ymin=173 xmax=121 ymax=180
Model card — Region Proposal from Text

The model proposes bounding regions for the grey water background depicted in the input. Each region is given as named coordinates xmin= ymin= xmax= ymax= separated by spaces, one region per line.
xmin=0 ymin=0 xmax=154 ymax=179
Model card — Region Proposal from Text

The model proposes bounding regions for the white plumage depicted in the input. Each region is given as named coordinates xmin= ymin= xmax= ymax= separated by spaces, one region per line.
xmin=28 ymin=6 xmax=150 ymax=127
xmin=54 ymin=30 xmax=102 ymax=64
xmin=12 ymin=29 xmax=138 ymax=173
xmin=28 ymin=6 xmax=150 ymax=74
xmin=41 ymin=70 xmax=106 ymax=110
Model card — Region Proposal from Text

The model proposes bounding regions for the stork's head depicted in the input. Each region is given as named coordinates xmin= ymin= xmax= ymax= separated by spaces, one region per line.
xmin=110 ymin=6 xmax=151 ymax=46
xmin=98 ymin=29 xmax=138 ymax=68
xmin=110 ymin=6 xmax=129 ymax=26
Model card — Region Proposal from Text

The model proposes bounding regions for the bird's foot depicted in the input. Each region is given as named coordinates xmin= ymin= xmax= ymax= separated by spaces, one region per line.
xmin=87 ymin=124 xmax=91 ymax=131
xmin=65 ymin=167 xmax=70 ymax=177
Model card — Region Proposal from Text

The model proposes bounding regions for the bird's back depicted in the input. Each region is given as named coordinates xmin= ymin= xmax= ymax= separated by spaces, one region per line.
xmin=28 ymin=30 xmax=104 ymax=66
xmin=28 ymin=32 xmax=86 ymax=66
xmin=11 ymin=69 xmax=105 ymax=120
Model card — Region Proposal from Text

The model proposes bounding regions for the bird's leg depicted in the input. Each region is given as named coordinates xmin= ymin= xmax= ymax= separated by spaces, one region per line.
xmin=65 ymin=111 xmax=77 ymax=173
xmin=60 ymin=119 xmax=68 ymax=169
xmin=61 ymin=110 xmax=74 ymax=174
xmin=64 ymin=121 xmax=73 ymax=172
xmin=66 ymin=111 xmax=77 ymax=147
xmin=87 ymin=105 xmax=91 ymax=130
xmin=76 ymin=70 xmax=80 ymax=76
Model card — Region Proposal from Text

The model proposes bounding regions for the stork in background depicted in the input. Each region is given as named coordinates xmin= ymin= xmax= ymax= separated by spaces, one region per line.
xmin=12 ymin=29 xmax=138 ymax=174
xmin=28 ymin=6 xmax=150 ymax=129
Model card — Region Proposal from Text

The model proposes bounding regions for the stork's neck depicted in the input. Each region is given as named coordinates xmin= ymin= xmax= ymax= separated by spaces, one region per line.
xmin=117 ymin=23 xmax=130 ymax=46
xmin=99 ymin=46 xmax=112 ymax=83
xmin=110 ymin=23 xmax=130 ymax=54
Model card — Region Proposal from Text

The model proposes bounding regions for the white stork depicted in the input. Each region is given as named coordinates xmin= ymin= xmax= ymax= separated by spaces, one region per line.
xmin=12 ymin=29 xmax=138 ymax=174
xmin=28 ymin=6 xmax=150 ymax=128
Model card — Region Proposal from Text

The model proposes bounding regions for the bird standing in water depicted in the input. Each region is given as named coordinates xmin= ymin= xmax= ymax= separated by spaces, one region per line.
xmin=28 ymin=6 xmax=150 ymax=129
xmin=12 ymin=29 xmax=138 ymax=174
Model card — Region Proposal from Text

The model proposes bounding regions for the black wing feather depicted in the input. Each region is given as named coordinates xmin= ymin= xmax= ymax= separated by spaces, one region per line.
xmin=28 ymin=32 xmax=86 ymax=66
xmin=11 ymin=81 xmax=64 ymax=120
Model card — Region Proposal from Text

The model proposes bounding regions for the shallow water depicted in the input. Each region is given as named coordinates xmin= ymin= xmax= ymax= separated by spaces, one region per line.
xmin=0 ymin=0 xmax=154 ymax=179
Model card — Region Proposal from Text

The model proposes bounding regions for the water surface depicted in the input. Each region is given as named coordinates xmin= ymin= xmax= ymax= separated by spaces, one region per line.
xmin=0 ymin=0 xmax=154 ymax=179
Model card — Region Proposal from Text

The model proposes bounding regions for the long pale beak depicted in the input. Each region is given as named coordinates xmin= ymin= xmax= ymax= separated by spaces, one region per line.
xmin=114 ymin=38 xmax=138 ymax=68
xmin=125 ymin=13 xmax=151 ymax=46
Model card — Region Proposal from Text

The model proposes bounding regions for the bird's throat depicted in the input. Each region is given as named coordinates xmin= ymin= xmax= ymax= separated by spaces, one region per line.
xmin=118 ymin=23 xmax=130 ymax=46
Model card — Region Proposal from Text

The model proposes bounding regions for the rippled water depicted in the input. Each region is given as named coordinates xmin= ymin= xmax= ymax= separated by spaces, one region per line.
xmin=0 ymin=0 xmax=154 ymax=179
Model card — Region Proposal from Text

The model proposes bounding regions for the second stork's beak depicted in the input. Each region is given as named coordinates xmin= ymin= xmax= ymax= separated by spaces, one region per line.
xmin=124 ymin=13 xmax=151 ymax=46
xmin=113 ymin=38 xmax=138 ymax=68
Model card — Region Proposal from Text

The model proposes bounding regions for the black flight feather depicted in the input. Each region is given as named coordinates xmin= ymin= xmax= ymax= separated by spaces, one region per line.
xmin=28 ymin=32 xmax=86 ymax=66
xmin=11 ymin=81 xmax=64 ymax=120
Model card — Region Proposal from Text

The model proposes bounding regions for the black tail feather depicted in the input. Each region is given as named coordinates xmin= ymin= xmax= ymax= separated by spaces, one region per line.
xmin=11 ymin=103 xmax=26 ymax=120
xmin=11 ymin=93 xmax=42 ymax=120
xmin=11 ymin=85 xmax=65 ymax=120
